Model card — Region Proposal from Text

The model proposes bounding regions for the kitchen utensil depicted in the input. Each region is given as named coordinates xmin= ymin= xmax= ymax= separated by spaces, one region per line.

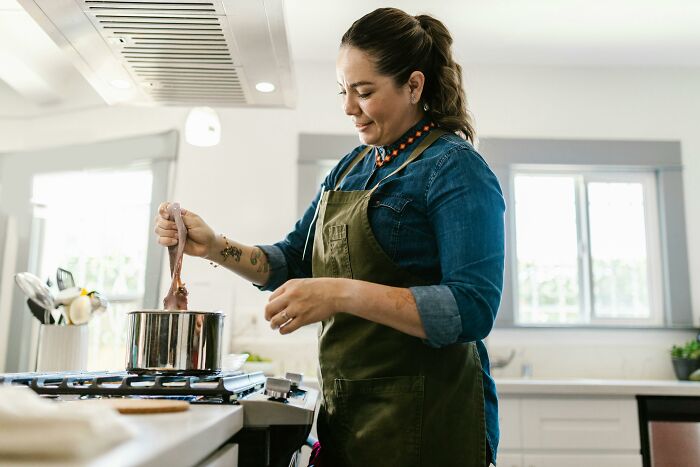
xmin=56 ymin=307 xmax=66 ymax=325
xmin=88 ymin=291 xmax=108 ymax=315
xmin=26 ymin=299 xmax=53 ymax=324
xmin=52 ymin=306 xmax=64 ymax=325
xmin=68 ymin=295 xmax=92 ymax=325
xmin=126 ymin=310 xmax=224 ymax=374
xmin=27 ymin=299 xmax=56 ymax=324
xmin=56 ymin=268 xmax=75 ymax=291
xmin=14 ymin=272 xmax=55 ymax=315
xmin=54 ymin=287 xmax=82 ymax=306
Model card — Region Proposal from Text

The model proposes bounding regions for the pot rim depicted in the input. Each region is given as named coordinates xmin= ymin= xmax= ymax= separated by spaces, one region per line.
xmin=128 ymin=309 xmax=225 ymax=316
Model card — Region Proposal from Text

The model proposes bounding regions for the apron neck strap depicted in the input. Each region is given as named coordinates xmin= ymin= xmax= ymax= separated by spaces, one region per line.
xmin=334 ymin=146 xmax=372 ymax=191
xmin=332 ymin=128 xmax=447 ymax=192
xmin=370 ymin=129 xmax=446 ymax=193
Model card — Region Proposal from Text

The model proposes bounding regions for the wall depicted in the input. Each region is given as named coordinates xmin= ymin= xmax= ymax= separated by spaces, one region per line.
xmin=465 ymin=66 xmax=700 ymax=379
xmin=1 ymin=62 xmax=699 ymax=379
xmin=0 ymin=118 xmax=24 ymax=154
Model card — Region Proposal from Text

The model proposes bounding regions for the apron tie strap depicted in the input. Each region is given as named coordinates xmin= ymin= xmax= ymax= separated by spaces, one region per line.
xmin=369 ymin=129 xmax=446 ymax=195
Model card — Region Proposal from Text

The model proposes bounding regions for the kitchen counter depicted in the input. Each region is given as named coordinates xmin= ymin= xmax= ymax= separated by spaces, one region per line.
xmin=0 ymin=404 xmax=244 ymax=467
xmin=496 ymin=377 xmax=700 ymax=397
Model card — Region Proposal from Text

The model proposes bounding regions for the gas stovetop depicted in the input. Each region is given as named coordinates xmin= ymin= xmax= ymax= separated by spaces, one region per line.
xmin=0 ymin=370 xmax=267 ymax=404
xmin=0 ymin=370 xmax=318 ymax=467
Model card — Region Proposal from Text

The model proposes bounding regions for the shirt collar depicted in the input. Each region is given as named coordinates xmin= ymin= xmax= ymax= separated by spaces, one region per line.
xmin=376 ymin=117 xmax=431 ymax=159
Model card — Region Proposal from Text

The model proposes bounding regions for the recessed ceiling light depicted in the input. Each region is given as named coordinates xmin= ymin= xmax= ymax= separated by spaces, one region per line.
xmin=255 ymin=82 xmax=275 ymax=93
xmin=110 ymin=79 xmax=132 ymax=89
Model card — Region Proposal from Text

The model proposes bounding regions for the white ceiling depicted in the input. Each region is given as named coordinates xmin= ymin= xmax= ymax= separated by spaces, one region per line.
xmin=0 ymin=0 xmax=104 ymax=117
xmin=1 ymin=0 xmax=699 ymax=118
xmin=285 ymin=0 xmax=700 ymax=67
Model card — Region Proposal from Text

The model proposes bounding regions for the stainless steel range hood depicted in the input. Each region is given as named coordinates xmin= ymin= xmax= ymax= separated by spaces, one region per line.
xmin=18 ymin=0 xmax=295 ymax=108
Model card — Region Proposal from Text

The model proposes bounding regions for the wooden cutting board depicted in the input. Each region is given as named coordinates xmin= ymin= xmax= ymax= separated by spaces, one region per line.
xmin=80 ymin=398 xmax=190 ymax=414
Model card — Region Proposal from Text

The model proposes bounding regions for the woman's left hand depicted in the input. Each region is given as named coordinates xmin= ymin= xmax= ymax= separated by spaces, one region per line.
xmin=265 ymin=278 xmax=345 ymax=334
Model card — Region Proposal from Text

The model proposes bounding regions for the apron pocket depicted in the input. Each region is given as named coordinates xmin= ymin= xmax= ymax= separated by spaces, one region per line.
xmin=333 ymin=376 xmax=424 ymax=467
xmin=326 ymin=224 xmax=353 ymax=278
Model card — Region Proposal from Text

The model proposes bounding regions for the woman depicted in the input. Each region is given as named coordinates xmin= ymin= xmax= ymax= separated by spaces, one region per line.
xmin=155 ymin=8 xmax=504 ymax=467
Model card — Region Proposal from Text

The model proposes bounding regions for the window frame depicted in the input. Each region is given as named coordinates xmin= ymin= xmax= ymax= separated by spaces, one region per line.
xmin=0 ymin=131 xmax=177 ymax=372
xmin=510 ymin=168 xmax=664 ymax=327
xmin=509 ymin=172 xmax=582 ymax=325
xmin=481 ymin=137 xmax=692 ymax=329
xmin=584 ymin=171 xmax=663 ymax=326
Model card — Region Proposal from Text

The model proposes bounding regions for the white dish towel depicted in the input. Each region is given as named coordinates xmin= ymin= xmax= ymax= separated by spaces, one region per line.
xmin=0 ymin=385 xmax=134 ymax=460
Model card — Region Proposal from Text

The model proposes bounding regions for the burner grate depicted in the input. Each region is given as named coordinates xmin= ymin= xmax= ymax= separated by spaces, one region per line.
xmin=0 ymin=371 xmax=266 ymax=403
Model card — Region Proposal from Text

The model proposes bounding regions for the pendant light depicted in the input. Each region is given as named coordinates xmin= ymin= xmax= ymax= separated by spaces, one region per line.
xmin=185 ymin=107 xmax=221 ymax=147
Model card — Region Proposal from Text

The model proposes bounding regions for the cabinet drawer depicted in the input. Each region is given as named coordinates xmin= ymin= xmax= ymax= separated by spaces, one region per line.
xmin=522 ymin=453 xmax=642 ymax=467
xmin=497 ymin=453 xmax=523 ymax=467
xmin=521 ymin=397 xmax=639 ymax=450
xmin=499 ymin=397 xmax=522 ymax=449
xmin=197 ymin=443 xmax=238 ymax=467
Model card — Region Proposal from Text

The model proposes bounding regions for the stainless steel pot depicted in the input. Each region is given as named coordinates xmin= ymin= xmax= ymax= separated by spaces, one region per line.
xmin=126 ymin=310 xmax=224 ymax=374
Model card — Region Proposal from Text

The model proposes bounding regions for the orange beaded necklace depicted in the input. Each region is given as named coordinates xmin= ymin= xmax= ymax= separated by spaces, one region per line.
xmin=375 ymin=121 xmax=436 ymax=168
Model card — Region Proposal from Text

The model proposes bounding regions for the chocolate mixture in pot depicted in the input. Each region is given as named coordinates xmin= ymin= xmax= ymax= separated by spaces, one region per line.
xmin=163 ymin=202 xmax=189 ymax=310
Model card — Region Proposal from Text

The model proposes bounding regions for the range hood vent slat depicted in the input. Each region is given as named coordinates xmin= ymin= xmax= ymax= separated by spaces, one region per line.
xmin=98 ymin=2 xmax=242 ymax=104
xmin=21 ymin=0 xmax=295 ymax=107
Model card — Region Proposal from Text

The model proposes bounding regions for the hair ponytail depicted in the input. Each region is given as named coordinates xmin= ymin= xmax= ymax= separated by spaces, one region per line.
xmin=414 ymin=15 xmax=476 ymax=142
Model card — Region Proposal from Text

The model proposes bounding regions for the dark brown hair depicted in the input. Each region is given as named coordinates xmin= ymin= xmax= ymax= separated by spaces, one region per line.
xmin=341 ymin=8 xmax=475 ymax=142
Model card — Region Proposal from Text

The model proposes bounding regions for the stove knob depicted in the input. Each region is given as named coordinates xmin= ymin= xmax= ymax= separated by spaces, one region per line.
xmin=264 ymin=377 xmax=292 ymax=400
xmin=285 ymin=372 xmax=303 ymax=388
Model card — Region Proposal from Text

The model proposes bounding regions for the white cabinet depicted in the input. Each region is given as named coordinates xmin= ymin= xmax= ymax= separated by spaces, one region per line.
xmin=499 ymin=397 xmax=522 ymax=449
xmin=522 ymin=453 xmax=641 ymax=467
xmin=197 ymin=443 xmax=238 ymax=467
xmin=497 ymin=453 xmax=523 ymax=467
xmin=498 ymin=395 xmax=642 ymax=467
xmin=520 ymin=397 xmax=639 ymax=450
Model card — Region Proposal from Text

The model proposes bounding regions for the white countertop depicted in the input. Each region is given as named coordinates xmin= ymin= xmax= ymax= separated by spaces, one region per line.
xmin=496 ymin=377 xmax=700 ymax=397
xmin=0 ymin=404 xmax=244 ymax=467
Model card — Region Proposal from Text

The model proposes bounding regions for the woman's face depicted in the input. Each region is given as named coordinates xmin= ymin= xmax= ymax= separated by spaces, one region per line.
xmin=336 ymin=46 xmax=423 ymax=146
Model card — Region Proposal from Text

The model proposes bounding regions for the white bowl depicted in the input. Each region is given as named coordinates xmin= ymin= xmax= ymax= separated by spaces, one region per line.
xmin=221 ymin=353 xmax=249 ymax=372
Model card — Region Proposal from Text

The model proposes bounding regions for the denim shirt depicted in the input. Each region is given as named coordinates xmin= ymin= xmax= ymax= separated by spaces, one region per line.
xmin=258 ymin=127 xmax=505 ymax=462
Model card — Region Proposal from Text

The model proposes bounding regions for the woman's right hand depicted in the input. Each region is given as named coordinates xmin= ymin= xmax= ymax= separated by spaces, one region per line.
xmin=154 ymin=202 xmax=216 ymax=258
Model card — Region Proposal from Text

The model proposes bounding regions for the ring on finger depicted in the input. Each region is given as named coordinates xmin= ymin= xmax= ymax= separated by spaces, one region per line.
xmin=282 ymin=310 xmax=291 ymax=321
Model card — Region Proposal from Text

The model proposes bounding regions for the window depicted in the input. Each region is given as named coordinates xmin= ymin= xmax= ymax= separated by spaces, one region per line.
xmin=0 ymin=131 xmax=176 ymax=372
xmin=512 ymin=170 xmax=663 ymax=326
xmin=31 ymin=168 xmax=154 ymax=370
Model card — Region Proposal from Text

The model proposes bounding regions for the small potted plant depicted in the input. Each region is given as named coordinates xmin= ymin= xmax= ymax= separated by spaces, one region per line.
xmin=670 ymin=339 xmax=700 ymax=380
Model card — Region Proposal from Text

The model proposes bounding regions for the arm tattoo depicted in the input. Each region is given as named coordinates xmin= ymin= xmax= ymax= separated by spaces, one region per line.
xmin=251 ymin=248 xmax=270 ymax=273
xmin=220 ymin=245 xmax=242 ymax=262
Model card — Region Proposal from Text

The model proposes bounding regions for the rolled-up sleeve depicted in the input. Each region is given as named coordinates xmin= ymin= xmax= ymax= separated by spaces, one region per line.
xmin=412 ymin=148 xmax=506 ymax=347
xmin=410 ymin=285 xmax=462 ymax=347
xmin=254 ymin=244 xmax=289 ymax=291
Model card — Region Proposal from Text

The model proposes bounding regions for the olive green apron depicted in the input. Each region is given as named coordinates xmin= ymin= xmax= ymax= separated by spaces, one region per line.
xmin=312 ymin=129 xmax=487 ymax=467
